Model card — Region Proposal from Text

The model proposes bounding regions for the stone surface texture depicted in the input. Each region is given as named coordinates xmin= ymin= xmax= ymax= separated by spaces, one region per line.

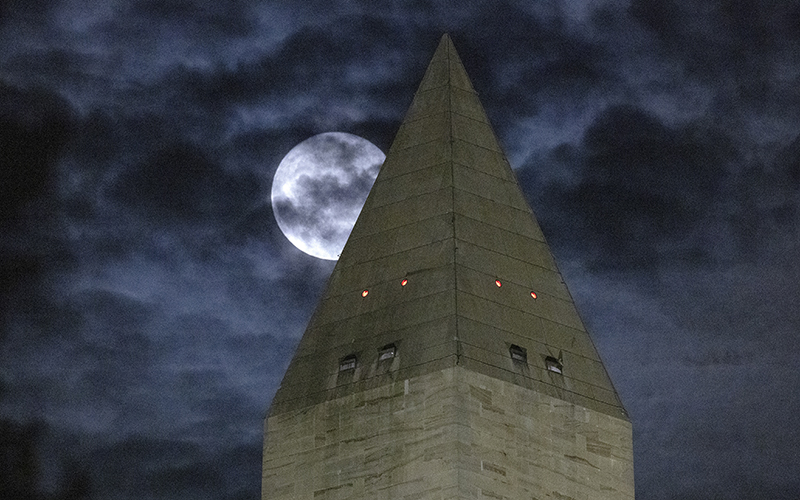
xmin=263 ymin=34 xmax=634 ymax=499
xmin=264 ymin=368 xmax=633 ymax=499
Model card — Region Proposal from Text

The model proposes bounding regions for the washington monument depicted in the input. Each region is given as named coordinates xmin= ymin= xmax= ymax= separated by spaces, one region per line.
xmin=262 ymin=34 xmax=634 ymax=500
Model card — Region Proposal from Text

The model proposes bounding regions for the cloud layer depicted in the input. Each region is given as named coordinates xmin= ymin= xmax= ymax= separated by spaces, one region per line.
xmin=1 ymin=1 xmax=799 ymax=499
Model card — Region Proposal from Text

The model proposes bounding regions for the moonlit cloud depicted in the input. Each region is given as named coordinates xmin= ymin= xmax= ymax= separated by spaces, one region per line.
xmin=271 ymin=132 xmax=384 ymax=260
xmin=1 ymin=1 xmax=799 ymax=499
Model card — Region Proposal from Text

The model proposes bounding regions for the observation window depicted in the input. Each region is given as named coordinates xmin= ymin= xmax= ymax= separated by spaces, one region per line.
xmin=509 ymin=344 xmax=527 ymax=363
xmin=339 ymin=355 xmax=357 ymax=371
xmin=545 ymin=356 xmax=563 ymax=374
xmin=378 ymin=344 xmax=396 ymax=361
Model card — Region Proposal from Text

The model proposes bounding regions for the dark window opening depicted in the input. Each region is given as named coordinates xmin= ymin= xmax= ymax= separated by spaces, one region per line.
xmin=339 ymin=355 xmax=357 ymax=371
xmin=545 ymin=356 xmax=562 ymax=374
xmin=378 ymin=344 xmax=396 ymax=361
xmin=509 ymin=344 xmax=527 ymax=363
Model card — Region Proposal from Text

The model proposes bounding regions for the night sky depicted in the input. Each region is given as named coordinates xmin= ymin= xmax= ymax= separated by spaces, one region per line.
xmin=2 ymin=1 xmax=799 ymax=499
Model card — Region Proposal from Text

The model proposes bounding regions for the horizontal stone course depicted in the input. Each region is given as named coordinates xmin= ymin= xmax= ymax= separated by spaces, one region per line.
xmin=263 ymin=367 xmax=634 ymax=499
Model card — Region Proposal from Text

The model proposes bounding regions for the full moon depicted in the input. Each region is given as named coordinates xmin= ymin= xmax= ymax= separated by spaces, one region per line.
xmin=271 ymin=132 xmax=385 ymax=260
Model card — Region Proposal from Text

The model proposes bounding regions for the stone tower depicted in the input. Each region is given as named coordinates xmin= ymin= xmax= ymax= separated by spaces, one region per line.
xmin=262 ymin=35 xmax=634 ymax=500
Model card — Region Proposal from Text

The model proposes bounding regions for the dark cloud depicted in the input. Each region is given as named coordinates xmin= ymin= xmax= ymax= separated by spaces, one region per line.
xmin=529 ymin=104 xmax=732 ymax=270
xmin=772 ymin=134 xmax=800 ymax=192
xmin=626 ymin=0 xmax=800 ymax=119
xmin=628 ymin=0 xmax=685 ymax=43
xmin=169 ymin=15 xmax=413 ymax=108
xmin=0 ymin=418 xmax=95 ymax=500
xmin=451 ymin=3 xmax=614 ymax=129
xmin=1 ymin=2 xmax=799 ymax=500
xmin=0 ymin=82 xmax=74 ymax=224
xmin=110 ymin=142 xmax=261 ymax=225
xmin=128 ymin=0 xmax=258 ymax=38
xmin=0 ymin=82 xmax=77 ymax=341
xmin=0 ymin=0 xmax=55 ymax=28
xmin=85 ymin=437 xmax=260 ymax=500
xmin=632 ymin=360 xmax=800 ymax=500
xmin=712 ymin=134 xmax=800 ymax=263
xmin=0 ymin=420 xmax=41 ymax=499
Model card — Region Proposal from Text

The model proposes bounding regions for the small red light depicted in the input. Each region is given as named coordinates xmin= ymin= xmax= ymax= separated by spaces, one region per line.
xmin=361 ymin=289 xmax=369 ymax=297
xmin=401 ymin=278 xmax=408 ymax=287
xmin=530 ymin=291 xmax=537 ymax=299
xmin=495 ymin=279 xmax=502 ymax=287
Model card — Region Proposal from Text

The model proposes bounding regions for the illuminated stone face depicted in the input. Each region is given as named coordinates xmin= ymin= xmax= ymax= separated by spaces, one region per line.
xmin=263 ymin=34 xmax=634 ymax=500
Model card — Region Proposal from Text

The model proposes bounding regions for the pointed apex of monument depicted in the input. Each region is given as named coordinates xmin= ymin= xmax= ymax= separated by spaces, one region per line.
xmin=416 ymin=33 xmax=477 ymax=95
xmin=436 ymin=32 xmax=455 ymax=54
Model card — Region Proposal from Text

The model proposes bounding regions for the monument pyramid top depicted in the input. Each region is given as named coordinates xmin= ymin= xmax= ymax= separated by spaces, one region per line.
xmin=270 ymin=34 xmax=627 ymax=420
